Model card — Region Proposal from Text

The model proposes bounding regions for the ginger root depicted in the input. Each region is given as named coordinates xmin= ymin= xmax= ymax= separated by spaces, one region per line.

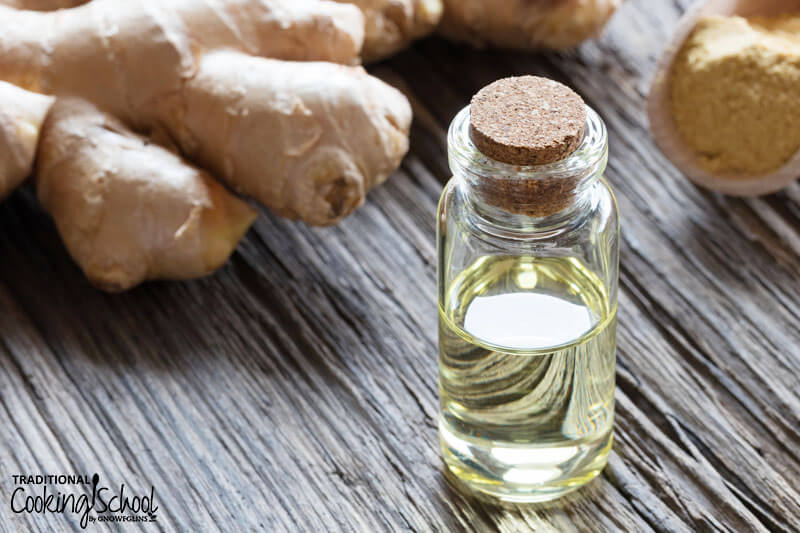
xmin=336 ymin=0 xmax=443 ymax=61
xmin=0 ymin=81 xmax=53 ymax=200
xmin=167 ymin=51 xmax=411 ymax=226
xmin=0 ymin=1 xmax=364 ymax=128
xmin=0 ymin=0 xmax=86 ymax=9
xmin=0 ymin=0 xmax=415 ymax=291
xmin=37 ymin=99 xmax=257 ymax=292
xmin=0 ymin=1 xmax=410 ymax=225
xmin=439 ymin=0 xmax=621 ymax=50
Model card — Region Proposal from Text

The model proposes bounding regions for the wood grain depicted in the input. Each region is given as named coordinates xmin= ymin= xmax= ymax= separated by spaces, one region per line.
xmin=1 ymin=0 xmax=798 ymax=531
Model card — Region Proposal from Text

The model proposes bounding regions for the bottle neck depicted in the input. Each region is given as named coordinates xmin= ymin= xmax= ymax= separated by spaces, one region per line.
xmin=458 ymin=177 xmax=601 ymax=233
xmin=448 ymin=105 xmax=608 ymax=233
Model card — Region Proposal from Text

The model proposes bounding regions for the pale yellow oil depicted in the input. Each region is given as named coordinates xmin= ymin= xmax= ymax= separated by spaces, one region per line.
xmin=439 ymin=255 xmax=616 ymax=502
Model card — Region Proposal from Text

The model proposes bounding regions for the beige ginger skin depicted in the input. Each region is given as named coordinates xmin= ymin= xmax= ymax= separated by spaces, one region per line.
xmin=0 ymin=0 xmax=86 ymax=9
xmin=174 ymin=51 xmax=411 ymax=225
xmin=37 ymin=99 xmax=257 ymax=292
xmin=0 ymin=0 xmax=365 ymax=127
xmin=0 ymin=81 xmax=54 ymax=200
xmin=335 ymin=0 xmax=443 ymax=61
xmin=0 ymin=0 xmax=441 ymax=63
xmin=439 ymin=0 xmax=621 ymax=50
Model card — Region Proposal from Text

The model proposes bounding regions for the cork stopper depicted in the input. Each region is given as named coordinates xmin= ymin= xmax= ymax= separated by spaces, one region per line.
xmin=468 ymin=76 xmax=587 ymax=217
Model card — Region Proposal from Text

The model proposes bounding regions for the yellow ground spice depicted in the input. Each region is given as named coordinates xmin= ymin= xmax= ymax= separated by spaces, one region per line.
xmin=670 ymin=15 xmax=800 ymax=175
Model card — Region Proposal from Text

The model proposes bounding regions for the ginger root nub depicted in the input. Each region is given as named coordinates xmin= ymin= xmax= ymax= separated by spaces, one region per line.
xmin=0 ymin=81 xmax=54 ymax=200
xmin=334 ymin=0 xmax=443 ymax=61
xmin=167 ymin=51 xmax=412 ymax=226
xmin=439 ymin=0 xmax=620 ymax=50
xmin=36 ymin=99 xmax=257 ymax=292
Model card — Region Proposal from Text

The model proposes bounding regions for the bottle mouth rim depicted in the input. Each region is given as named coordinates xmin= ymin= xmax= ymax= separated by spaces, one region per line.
xmin=448 ymin=104 xmax=608 ymax=182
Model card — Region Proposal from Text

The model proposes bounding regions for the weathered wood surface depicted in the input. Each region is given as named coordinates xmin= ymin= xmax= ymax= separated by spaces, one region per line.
xmin=1 ymin=0 xmax=799 ymax=531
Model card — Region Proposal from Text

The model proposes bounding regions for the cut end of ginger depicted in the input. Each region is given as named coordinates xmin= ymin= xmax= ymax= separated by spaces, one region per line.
xmin=670 ymin=14 xmax=800 ymax=176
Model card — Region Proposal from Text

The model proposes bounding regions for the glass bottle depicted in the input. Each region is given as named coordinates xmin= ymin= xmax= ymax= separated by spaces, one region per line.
xmin=437 ymin=78 xmax=619 ymax=503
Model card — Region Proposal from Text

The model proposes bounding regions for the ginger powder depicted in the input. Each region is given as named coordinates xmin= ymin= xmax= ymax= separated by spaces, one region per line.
xmin=670 ymin=15 xmax=800 ymax=175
